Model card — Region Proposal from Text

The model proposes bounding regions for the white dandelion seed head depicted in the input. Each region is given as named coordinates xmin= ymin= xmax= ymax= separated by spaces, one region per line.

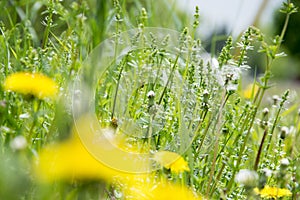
xmin=10 ymin=135 xmax=27 ymax=151
xmin=235 ymin=169 xmax=258 ymax=187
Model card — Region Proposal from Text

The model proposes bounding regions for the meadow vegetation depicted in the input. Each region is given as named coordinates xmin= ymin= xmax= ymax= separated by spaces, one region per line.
xmin=0 ymin=0 xmax=299 ymax=199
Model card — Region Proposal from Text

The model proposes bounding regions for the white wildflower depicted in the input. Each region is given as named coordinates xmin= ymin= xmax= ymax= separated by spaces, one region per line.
xmin=280 ymin=158 xmax=290 ymax=166
xmin=10 ymin=135 xmax=27 ymax=150
xmin=147 ymin=90 xmax=155 ymax=98
xmin=262 ymin=168 xmax=273 ymax=177
xmin=19 ymin=113 xmax=30 ymax=119
xmin=235 ymin=169 xmax=258 ymax=187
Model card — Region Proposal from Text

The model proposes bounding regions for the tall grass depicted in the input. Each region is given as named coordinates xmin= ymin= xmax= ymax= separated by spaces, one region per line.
xmin=0 ymin=0 xmax=299 ymax=199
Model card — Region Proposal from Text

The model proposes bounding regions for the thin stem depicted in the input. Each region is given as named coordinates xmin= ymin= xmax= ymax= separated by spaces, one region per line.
xmin=42 ymin=1 xmax=53 ymax=48
xmin=290 ymin=113 xmax=300 ymax=158
xmin=30 ymin=99 xmax=42 ymax=145
xmin=158 ymin=54 xmax=179 ymax=105
xmin=147 ymin=114 xmax=153 ymax=148
xmin=254 ymin=127 xmax=268 ymax=171
xmin=265 ymin=95 xmax=288 ymax=154
xmin=210 ymin=162 xmax=226 ymax=196
xmin=194 ymin=111 xmax=211 ymax=159
xmin=0 ymin=27 xmax=10 ymax=76
xmin=251 ymin=0 xmax=270 ymax=27
xmin=111 ymin=59 xmax=125 ymax=119
xmin=199 ymin=154 xmax=209 ymax=187
xmin=226 ymin=106 xmax=257 ymax=191
xmin=279 ymin=3 xmax=291 ymax=44
xmin=206 ymin=91 xmax=230 ymax=195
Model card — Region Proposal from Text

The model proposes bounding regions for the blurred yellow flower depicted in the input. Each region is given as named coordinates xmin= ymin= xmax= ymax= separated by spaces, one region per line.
xmin=243 ymin=83 xmax=259 ymax=99
xmin=112 ymin=134 xmax=146 ymax=154
xmin=34 ymin=115 xmax=151 ymax=182
xmin=35 ymin=115 xmax=203 ymax=199
xmin=153 ymin=151 xmax=190 ymax=173
xmin=254 ymin=186 xmax=292 ymax=199
xmin=124 ymin=178 xmax=202 ymax=200
xmin=3 ymin=72 xmax=58 ymax=99
xmin=150 ymin=182 xmax=202 ymax=200
xmin=35 ymin=135 xmax=122 ymax=182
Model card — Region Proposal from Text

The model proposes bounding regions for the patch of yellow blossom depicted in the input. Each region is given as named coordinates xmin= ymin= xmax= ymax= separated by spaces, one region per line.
xmin=34 ymin=115 xmax=203 ymax=200
xmin=35 ymin=134 xmax=124 ymax=182
xmin=254 ymin=186 xmax=292 ymax=199
xmin=34 ymin=115 xmax=151 ymax=182
xmin=242 ymin=83 xmax=259 ymax=99
xmin=123 ymin=176 xmax=202 ymax=200
xmin=3 ymin=72 xmax=58 ymax=99
xmin=153 ymin=151 xmax=190 ymax=173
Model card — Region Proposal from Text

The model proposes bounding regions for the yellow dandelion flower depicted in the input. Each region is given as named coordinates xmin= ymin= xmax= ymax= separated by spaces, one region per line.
xmin=35 ymin=135 xmax=121 ymax=182
xmin=254 ymin=186 xmax=292 ymax=199
xmin=150 ymin=182 xmax=202 ymax=200
xmin=242 ymin=83 xmax=259 ymax=99
xmin=153 ymin=151 xmax=190 ymax=173
xmin=34 ymin=115 xmax=151 ymax=182
xmin=3 ymin=72 xmax=58 ymax=99
xmin=124 ymin=178 xmax=202 ymax=200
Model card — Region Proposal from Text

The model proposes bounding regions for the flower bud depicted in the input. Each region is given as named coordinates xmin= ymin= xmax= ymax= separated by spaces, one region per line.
xmin=147 ymin=90 xmax=155 ymax=98
xmin=272 ymin=95 xmax=280 ymax=106
xmin=280 ymin=126 xmax=289 ymax=140
xmin=262 ymin=107 xmax=269 ymax=116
